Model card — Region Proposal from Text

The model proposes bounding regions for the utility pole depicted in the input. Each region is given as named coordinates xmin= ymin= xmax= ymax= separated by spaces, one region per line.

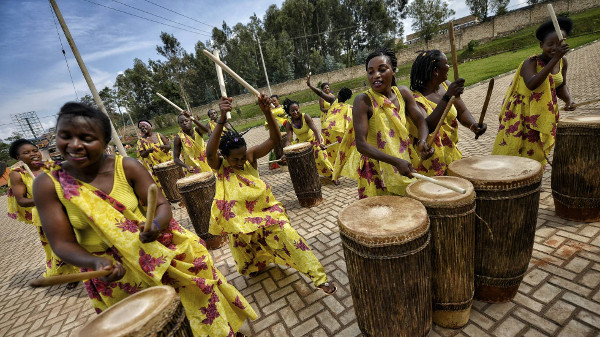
xmin=49 ymin=0 xmax=127 ymax=156
xmin=256 ymin=35 xmax=272 ymax=96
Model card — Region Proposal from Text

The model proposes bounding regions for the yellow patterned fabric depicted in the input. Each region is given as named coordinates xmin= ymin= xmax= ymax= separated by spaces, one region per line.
xmin=332 ymin=87 xmax=417 ymax=198
xmin=492 ymin=56 xmax=560 ymax=166
xmin=209 ymin=120 xmax=217 ymax=133
xmin=321 ymin=100 xmax=352 ymax=165
xmin=290 ymin=113 xmax=333 ymax=178
xmin=136 ymin=133 xmax=172 ymax=187
xmin=319 ymin=99 xmax=331 ymax=130
xmin=7 ymin=166 xmax=77 ymax=277
xmin=46 ymin=156 xmax=256 ymax=336
xmin=178 ymin=129 xmax=212 ymax=175
xmin=264 ymin=106 xmax=288 ymax=131
xmin=209 ymin=159 xmax=327 ymax=286
xmin=409 ymin=83 xmax=462 ymax=176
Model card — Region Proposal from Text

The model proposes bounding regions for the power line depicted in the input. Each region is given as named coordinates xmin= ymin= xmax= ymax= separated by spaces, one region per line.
xmin=81 ymin=0 xmax=212 ymax=37
xmin=141 ymin=0 xmax=215 ymax=29
xmin=48 ymin=1 xmax=78 ymax=100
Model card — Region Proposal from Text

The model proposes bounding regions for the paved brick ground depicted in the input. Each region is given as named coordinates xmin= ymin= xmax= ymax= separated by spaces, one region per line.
xmin=1 ymin=41 xmax=599 ymax=336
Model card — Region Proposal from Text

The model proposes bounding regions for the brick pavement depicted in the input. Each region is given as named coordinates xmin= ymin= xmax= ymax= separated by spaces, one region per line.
xmin=1 ymin=40 xmax=599 ymax=336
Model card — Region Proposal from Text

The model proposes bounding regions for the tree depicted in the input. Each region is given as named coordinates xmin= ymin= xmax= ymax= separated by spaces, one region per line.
xmin=407 ymin=0 xmax=455 ymax=45
xmin=466 ymin=0 xmax=509 ymax=21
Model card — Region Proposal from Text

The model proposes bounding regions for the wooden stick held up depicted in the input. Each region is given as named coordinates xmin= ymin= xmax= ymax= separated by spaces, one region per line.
xmin=476 ymin=78 xmax=494 ymax=140
xmin=29 ymin=269 xmax=112 ymax=287
xmin=412 ymin=172 xmax=466 ymax=194
xmin=156 ymin=93 xmax=184 ymax=113
xmin=547 ymin=4 xmax=564 ymax=42
xmin=213 ymin=50 xmax=232 ymax=120
xmin=202 ymin=50 xmax=260 ymax=97
xmin=144 ymin=184 xmax=159 ymax=232
xmin=448 ymin=21 xmax=460 ymax=81
xmin=23 ymin=164 xmax=35 ymax=179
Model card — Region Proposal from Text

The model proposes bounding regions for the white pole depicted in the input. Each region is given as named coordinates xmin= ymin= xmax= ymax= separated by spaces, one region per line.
xmin=212 ymin=50 xmax=231 ymax=119
xmin=256 ymin=35 xmax=272 ymax=96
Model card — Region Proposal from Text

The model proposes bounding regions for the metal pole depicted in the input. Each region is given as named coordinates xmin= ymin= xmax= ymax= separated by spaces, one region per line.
xmin=256 ymin=35 xmax=272 ymax=96
xmin=49 ymin=0 xmax=127 ymax=156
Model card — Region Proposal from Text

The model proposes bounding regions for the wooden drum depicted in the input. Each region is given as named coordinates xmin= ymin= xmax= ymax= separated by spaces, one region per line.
xmin=153 ymin=161 xmax=185 ymax=203
xmin=283 ymin=142 xmax=322 ymax=207
xmin=406 ymin=177 xmax=476 ymax=328
xmin=338 ymin=196 xmax=431 ymax=337
xmin=76 ymin=286 xmax=193 ymax=337
xmin=176 ymin=172 xmax=228 ymax=250
xmin=273 ymin=132 xmax=288 ymax=160
xmin=448 ymin=155 xmax=542 ymax=303
xmin=551 ymin=114 xmax=600 ymax=222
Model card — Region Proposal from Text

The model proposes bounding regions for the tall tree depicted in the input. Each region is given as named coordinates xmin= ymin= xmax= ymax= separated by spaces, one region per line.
xmin=466 ymin=0 xmax=509 ymax=21
xmin=407 ymin=0 xmax=455 ymax=45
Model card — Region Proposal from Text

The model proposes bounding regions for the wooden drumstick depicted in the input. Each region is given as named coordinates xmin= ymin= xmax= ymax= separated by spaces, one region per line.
xmin=29 ymin=269 xmax=112 ymax=287
xmin=202 ymin=49 xmax=260 ymax=97
xmin=475 ymin=78 xmax=494 ymax=140
xmin=448 ymin=21 xmax=459 ymax=81
xmin=547 ymin=4 xmax=564 ymax=42
xmin=23 ymin=164 xmax=35 ymax=179
xmin=144 ymin=184 xmax=159 ymax=232
xmin=156 ymin=92 xmax=184 ymax=113
xmin=213 ymin=50 xmax=232 ymax=120
xmin=412 ymin=172 xmax=466 ymax=194
xmin=572 ymin=98 xmax=600 ymax=108
xmin=324 ymin=142 xmax=340 ymax=149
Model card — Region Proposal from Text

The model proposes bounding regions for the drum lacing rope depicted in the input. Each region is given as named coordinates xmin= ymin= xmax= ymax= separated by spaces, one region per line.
xmin=165 ymin=305 xmax=189 ymax=337
xmin=474 ymin=212 xmax=494 ymax=241
xmin=342 ymin=232 xmax=430 ymax=260
xmin=476 ymin=186 xmax=541 ymax=200
xmin=428 ymin=207 xmax=475 ymax=234
xmin=434 ymin=290 xmax=475 ymax=307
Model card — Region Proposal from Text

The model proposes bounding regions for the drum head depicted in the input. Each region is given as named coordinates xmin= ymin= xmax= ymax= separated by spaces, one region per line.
xmin=176 ymin=171 xmax=214 ymax=188
xmin=283 ymin=142 xmax=312 ymax=154
xmin=338 ymin=196 xmax=428 ymax=247
xmin=447 ymin=155 xmax=542 ymax=189
xmin=77 ymin=286 xmax=178 ymax=337
xmin=559 ymin=114 xmax=600 ymax=128
xmin=406 ymin=176 xmax=475 ymax=208
xmin=153 ymin=160 xmax=176 ymax=169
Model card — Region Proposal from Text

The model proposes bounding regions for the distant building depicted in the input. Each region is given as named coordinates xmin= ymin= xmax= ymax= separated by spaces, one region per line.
xmin=405 ymin=15 xmax=480 ymax=45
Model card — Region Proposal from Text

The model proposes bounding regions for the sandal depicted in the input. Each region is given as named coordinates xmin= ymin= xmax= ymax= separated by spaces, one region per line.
xmin=318 ymin=282 xmax=337 ymax=295
xmin=66 ymin=281 xmax=79 ymax=290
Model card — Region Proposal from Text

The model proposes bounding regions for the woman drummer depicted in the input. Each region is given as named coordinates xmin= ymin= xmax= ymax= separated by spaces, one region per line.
xmin=136 ymin=120 xmax=172 ymax=188
xmin=409 ymin=50 xmax=486 ymax=176
xmin=173 ymin=110 xmax=212 ymax=175
xmin=206 ymin=94 xmax=336 ymax=295
xmin=34 ymin=102 xmax=256 ymax=336
xmin=282 ymin=98 xmax=335 ymax=180
xmin=492 ymin=17 xmax=575 ymax=166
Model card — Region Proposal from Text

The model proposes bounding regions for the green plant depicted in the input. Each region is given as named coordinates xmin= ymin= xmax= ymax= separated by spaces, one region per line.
xmin=467 ymin=40 xmax=480 ymax=52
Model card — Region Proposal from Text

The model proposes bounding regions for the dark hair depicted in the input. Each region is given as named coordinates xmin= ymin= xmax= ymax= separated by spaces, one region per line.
xmin=207 ymin=109 xmax=216 ymax=117
xmin=9 ymin=139 xmax=36 ymax=160
xmin=338 ymin=88 xmax=353 ymax=103
xmin=270 ymin=94 xmax=279 ymax=99
xmin=137 ymin=119 xmax=152 ymax=128
xmin=57 ymin=102 xmax=112 ymax=142
xmin=365 ymin=48 xmax=398 ymax=86
xmin=219 ymin=130 xmax=247 ymax=157
xmin=320 ymin=82 xmax=329 ymax=90
xmin=536 ymin=17 xmax=573 ymax=41
xmin=410 ymin=50 xmax=445 ymax=92
xmin=282 ymin=98 xmax=300 ymax=115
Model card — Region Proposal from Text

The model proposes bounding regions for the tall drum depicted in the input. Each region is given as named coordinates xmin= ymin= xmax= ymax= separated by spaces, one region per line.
xmin=153 ymin=161 xmax=185 ymax=203
xmin=448 ymin=155 xmax=542 ymax=303
xmin=274 ymin=132 xmax=288 ymax=160
xmin=406 ymin=177 xmax=476 ymax=328
xmin=76 ymin=286 xmax=193 ymax=337
xmin=177 ymin=172 xmax=228 ymax=249
xmin=283 ymin=142 xmax=322 ymax=207
xmin=551 ymin=114 xmax=600 ymax=222
xmin=338 ymin=196 xmax=431 ymax=337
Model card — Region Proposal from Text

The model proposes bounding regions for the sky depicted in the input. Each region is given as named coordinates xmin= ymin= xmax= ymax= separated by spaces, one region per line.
xmin=0 ymin=0 xmax=527 ymax=139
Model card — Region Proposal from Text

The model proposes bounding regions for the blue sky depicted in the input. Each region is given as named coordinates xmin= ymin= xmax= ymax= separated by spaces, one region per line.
xmin=0 ymin=0 xmax=526 ymax=139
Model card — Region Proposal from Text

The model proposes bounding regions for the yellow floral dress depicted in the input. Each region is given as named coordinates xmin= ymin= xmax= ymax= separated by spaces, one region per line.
xmin=492 ymin=56 xmax=561 ymax=166
xmin=321 ymin=100 xmax=352 ymax=165
xmin=320 ymin=99 xmax=331 ymax=130
xmin=209 ymin=159 xmax=327 ymax=286
xmin=409 ymin=83 xmax=462 ymax=176
xmin=290 ymin=113 xmax=334 ymax=178
xmin=177 ymin=129 xmax=212 ymax=175
xmin=136 ymin=133 xmax=173 ymax=187
xmin=332 ymin=87 xmax=417 ymax=198
xmin=264 ymin=106 xmax=288 ymax=131
xmin=7 ymin=166 xmax=77 ymax=277
xmin=46 ymin=156 xmax=256 ymax=336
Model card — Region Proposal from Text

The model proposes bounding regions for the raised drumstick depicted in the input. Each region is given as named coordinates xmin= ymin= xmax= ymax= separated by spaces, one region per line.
xmin=23 ymin=164 xmax=35 ymax=179
xmin=412 ymin=172 xmax=466 ymax=194
xmin=475 ymin=78 xmax=494 ymax=140
xmin=547 ymin=4 xmax=564 ymax=42
xmin=156 ymin=92 xmax=184 ymax=113
xmin=29 ymin=269 xmax=112 ymax=287
xmin=448 ymin=21 xmax=459 ymax=81
xmin=144 ymin=184 xmax=159 ymax=232
xmin=202 ymin=49 xmax=260 ymax=97
xmin=213 ymin=50 xmax=232 ymax=120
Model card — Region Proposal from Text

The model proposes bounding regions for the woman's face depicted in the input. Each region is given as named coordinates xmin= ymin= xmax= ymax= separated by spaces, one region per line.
xmin=271 ymin=97 xmax=279 ymax=107
xmin=17 ymin=144 xmax=41 ymax=166
xmin=178 ymin=115 xmax=192 ymax=132
xmin=226 ymin=146 xmax=247 ymax=170
xmin=289 ymin=104 xmax=301 ymax=120
xmin=56 ymin=115 xmax=107 ymax=169
xmin=367 ymin=56 xmax=395 ymax=93
xmin=322 ymin=85 xmax=330 ymax=94
xmin=540 ymin=31 xmax=565 ymax=59
xmin=138 ymin=123 xmax=152 ymax=137
xmin=435 ymin=53 xmax=450 ymax=81
xmin=208 ymin=110 xmax=217 ymax=121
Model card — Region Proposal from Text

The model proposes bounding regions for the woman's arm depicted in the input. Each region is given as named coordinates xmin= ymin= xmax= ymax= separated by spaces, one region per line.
xmin=444 ymin=81 xmax=487 ymax=135
xmin=158 ymin=134 xmax=171 ymax=152
xmin=522 ymin=42 xmax=569 ymax=91
xmin=399 ymin=87 xmax=434 ymax=159
xmin=556 ymin=57 xmax=576 ymax=110
xmin=284 ymin=121 xmax=293 ymax=147
xmin=9 ymin=171 xmax=35 ymax=208
xmin=172 ymin=135 xmax=191 ymax=171
xmin=353 ymin=93 xmax=416 ymax=178
xmin=305 ymin=114 xmax=323 ymax=146
xmin=206 ymin=98 xmax=231 ymax=170
xmin=424 ymin=79 xmax=465 ymax=131
xmin=307 ymin=74 xmax=335 ymax=105
xmin=33 ymin=173 xmax=125 ymax=282
xmin=138 ymin=144 xmax=154 ymax=158
xmin=247 ymin=94 xmax=282 ymax=164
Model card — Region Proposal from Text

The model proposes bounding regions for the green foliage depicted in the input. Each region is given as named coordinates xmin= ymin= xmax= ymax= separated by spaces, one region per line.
xmin=467 ymin=40 xmax=480 ymax=52
xmin=407 ymin=0 xmax=455 ymax=44
xmin=466 ymin=0 xmax=509 ymax=21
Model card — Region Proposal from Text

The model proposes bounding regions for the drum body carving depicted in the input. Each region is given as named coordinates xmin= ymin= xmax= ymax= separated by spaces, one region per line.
xmin=407 ymin=177 xmax=475 ymax=328
xmin=448 ymin=155 xmax=542 ymax=303
xmin=153 ymin=161 xmax=185 ymax=203
xmin=75 ymin=286 xmax=193 ymax=337
xmin=177 ymin=172 xmax=228 ymax=250
xmin=283 ymin=142 xmax=322 ymax=207
xmin=338 ymin=196 xmax=431 ymax=337
xmin=551 ymin=114 xmax=600 ymax=222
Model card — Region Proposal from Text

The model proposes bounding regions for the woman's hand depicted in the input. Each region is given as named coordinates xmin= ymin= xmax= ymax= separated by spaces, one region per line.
xmin=445 ymin=78 xmax=465 ymax=97
xmin=470 ymin=123 xmax=487 ymax=136
xmin=138 ymin=221 xmax=161 ymax=243
xmin=306 ymin=73 xmax=311 ymax=86
xmin=564 ymin=101 xmax=577 ymax=111
xmin=182 ymin=110 xmax=192 ymax=119
xmin=393 ymin=158 xmax=416 ymax=178
xmin=258 ymin=93 xmax=271 ymax=113
xmin=94 ymin=257 xmax=125 ymax=283
xmin=415 ymin=139 xmax=434 ymax=160
xmin=219 ymin=97 xmax=233 ymax=118
xmin=553 ymin=41 xmax=570 ymax=61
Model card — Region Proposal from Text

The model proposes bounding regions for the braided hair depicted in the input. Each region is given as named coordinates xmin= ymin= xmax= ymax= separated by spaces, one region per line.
xmin=365 ymin=48 xmax=398 ymax=86
xmin=338 ymin=88 xmax=353 ymax=103
xmin=410 ymin=50 xmax=445 ymax=93
xmin=282 ymin=98 xmax=299 ymax=116
xmin=218 ymin=125 xmax=249 ymax=157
